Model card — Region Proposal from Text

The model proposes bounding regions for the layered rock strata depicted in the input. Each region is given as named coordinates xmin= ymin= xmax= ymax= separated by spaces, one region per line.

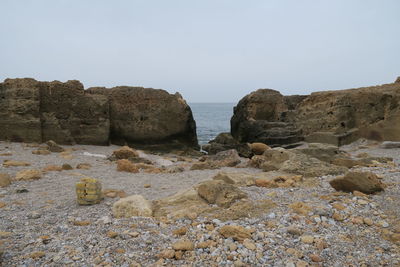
xmin=0 ymin=78 xmax=198 ymax=149
xmin=231 ymin=78 xmax=400 ymax=147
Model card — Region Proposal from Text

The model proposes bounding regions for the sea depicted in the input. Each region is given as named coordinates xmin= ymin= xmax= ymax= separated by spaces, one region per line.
xmin=189 ymin=103 xmax=236 ymax=145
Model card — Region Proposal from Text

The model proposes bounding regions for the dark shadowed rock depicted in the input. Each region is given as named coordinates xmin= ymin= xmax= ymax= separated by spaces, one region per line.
xmin=202 ymin=132 xmax=252 ymax=158
xmin=329 ymin=171 xmax=385 ymax=194
xmin=231 ymin=89 xmax=305 ymax=147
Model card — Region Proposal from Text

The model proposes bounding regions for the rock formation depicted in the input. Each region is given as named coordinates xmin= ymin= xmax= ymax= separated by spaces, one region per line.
xmin=230 ymin=89 xmax=306 ymax=147
xmin=0 ymin=78 xmax=198 ymax=149
xmin=231 ymin=78 xmax=400 ymax=147
xmin=87 ymin=86 xmax=198 ymax=149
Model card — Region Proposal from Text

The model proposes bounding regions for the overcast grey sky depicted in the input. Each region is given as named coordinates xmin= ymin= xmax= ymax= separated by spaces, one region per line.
xmin=0 ymin=0 xmax=399 ymax=102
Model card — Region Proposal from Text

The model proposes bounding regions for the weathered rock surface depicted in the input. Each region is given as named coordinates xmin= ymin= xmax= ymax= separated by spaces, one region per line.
xmin=231 ymin=78 xmax=400 ymax=146
xmin=202 ymin=133 xmax=252 ymax=158
xmin=14 ymin=169 xmax=42 ymax=181
xmin=197 ymin=180 xmax=247 ymax=208
xmin=296 ymin=81 xmax=400 ymax=143
xmin=87 ymin=86 xmax=198 ymax=150
xmin=212 ymin=172 xmax=256 ymax=186
xmin=0 ymin=78 xmax=198 ymax=149
xmin=111 ymin=146 xmax=139 ymax=159
xmin=0 ymin=173 xmax=12 ymax=187
xmin=75 ymin=177 xmax=103 ymax=205
xmin=231 ymin=89 xmax=306 ymax=147
xmin=329 ymin=171 xmax=385 ymax=194
xmin=112 ymin=195 xmax=153 ymax=218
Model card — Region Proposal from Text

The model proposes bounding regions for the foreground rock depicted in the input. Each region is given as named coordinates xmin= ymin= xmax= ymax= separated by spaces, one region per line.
xmin=14 ymin=169 xmax=42 ymax=181
xmin=0 ymin=173 xmax=12 ymax=187
xmin=0 ymin=78 xmax=198 ymax=149
xmin=111 ymin=146 xmax=139 ymax=159
xmin=112 ymin=195 xmax=153 ymax=218
xmin=75 ymin=177 xmax=103 ymax=205
xmin=197 ymin=180 xmax=247 ymax=208
xmin=329 ymin=171 xmax=385 ymax=194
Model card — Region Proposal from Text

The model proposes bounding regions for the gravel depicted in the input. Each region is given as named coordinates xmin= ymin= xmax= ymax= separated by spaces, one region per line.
xmin=0 ymin=140 xmax=399 ymax=266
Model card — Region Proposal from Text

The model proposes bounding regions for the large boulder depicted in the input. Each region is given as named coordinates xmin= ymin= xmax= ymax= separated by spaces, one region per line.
xmin=0 ymin=78 xmax=42 ymax=142
xmin=296 ymin=80 xmax=400 ymax=143
xmin=0 ymin=78 xmax=109 ymax=145
xmin=87 ymin=86 xmax=198 ymax=150
xmin=231 ymin=78 xmax=400 ymax=147
xmin=231 ymin=89 xmax=305 ymax=146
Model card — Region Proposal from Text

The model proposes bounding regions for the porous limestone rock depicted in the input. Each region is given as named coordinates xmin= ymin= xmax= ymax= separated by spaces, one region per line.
xmin=197 ymin=180 xmax=247 ymax=208
xmin=76 ymin=177 xmax=103 ymax=205
xmin=112 ymin=146 xmax=139 ymax=159
xmin=15 ymin=169 xmax=42 ymax=181
xmin=0 ymin=173 xmax=12 ymax=187
xmin=112 ymin=195 xmax=153 ymax=218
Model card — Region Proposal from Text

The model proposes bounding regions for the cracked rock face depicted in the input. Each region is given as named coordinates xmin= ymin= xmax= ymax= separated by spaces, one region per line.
xmin=0 ymin=78 xmax=198 ymax=150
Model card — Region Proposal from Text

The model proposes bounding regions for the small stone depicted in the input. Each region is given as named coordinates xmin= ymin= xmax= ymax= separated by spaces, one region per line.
xmin=218 ymin=225 xmax=252 ymax=241
xmin=287 ymin=226 xmax=302 ymax=236
xmin=309 ymin=254 xmax=323 ymax=262
xmin=243 ymin=239 xmax=256 ymax=250
xmin=172 ymin=240 xmax=194 ymax=251
xmin=351 ymin=217 xmax=364 ymax=224
xmin=158 ymin=249 xmax=175 ymax=259
xmin=76 ymin=177 xmax=102 ymax=205
xmin=62 ymin=164 xmax=73 ymax=170
xmin=300 ymin=235 xmax=314 ymax=244
xmin=0 ymin=173 xmax=12 ymax=187
xmin=15 ymin=169 xmax=42 ymax=181
xmin=144 ymin=184 xmax=151 ymax=188
xmin=73 ymin=220 xmax=91 ymax=226
xmin=76 ymin=163 xmax=92 ymax=170
xmin=3 ymin=160 xmax=30 ymax=167
xmin=332 ymin=203 xmax=346 ymax=211
xmin=107 ymin=231 xmax=119 ymax=238
xmin=173 ymin=227 xmax=188 ymax=236
xmin=30 ymin=251 xmax=46 ymax=259
xmin=128 ymin=232 xmax=140 ymax=238
xmin=332 ymin=212 xmax=345 ymax=221
xmin=363 ymin=218 xmax=374 ymax=226
xmin=378 ymin=221 xmax=389 ymax=228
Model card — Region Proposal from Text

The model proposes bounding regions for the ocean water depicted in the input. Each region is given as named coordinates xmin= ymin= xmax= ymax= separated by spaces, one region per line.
xmin=189 ymin=103 xmax=236 ymax=145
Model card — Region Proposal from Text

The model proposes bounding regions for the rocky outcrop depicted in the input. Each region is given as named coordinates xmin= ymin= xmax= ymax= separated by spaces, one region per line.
xmin=231 ymin=89 xmax=306 ymax=147
xmin=231 ymin=77 xmax=400 ymax=147
xmin=0 ymin=78 xmax=198 ymax=149
xmin=87 ymin=86 xmax=198 ymax=150
xmin=296 ymin=80 xmax=400 ymax=144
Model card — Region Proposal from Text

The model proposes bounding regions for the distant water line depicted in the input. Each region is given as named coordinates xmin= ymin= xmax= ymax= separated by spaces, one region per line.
xmin=189 ymin=103 xmax=235 ymax=145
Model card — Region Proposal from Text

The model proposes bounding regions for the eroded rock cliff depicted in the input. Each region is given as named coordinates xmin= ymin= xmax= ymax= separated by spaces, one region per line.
xmin=0 ymin=78 xmax=198 ymax=149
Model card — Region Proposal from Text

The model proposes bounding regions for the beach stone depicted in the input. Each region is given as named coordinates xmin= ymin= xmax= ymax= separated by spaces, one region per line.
xmin=158 ymin=249 xmax=175 ymax=259
xmin=172 ymin=240 xmax=194 ymax=251
xmin=75 ymin=177 xmax=103 ymax=205
xmin=42 ymin=165 xmax=63 ymax=172
xmin=212 ymin=172 xmax=255 ymax=186
xmin=15 ymin=169 xmax=42 ymax=181
xmin=46 ymin=140 xmax=65 ymax=152
xmin=152 ymin=188 xmax=209 ymax=219
xmin=249 ymin=142 xmax=270 ymax=155
xmin=112 ymin=195 xmax=153 ymax=218
xmin=76 ymin=163 xmax=92 ymax=170
xmin=0 ymin=173 xmax=12 ymax=187
xmin=243 ymin=239 xmax=256 ymax=250
xmin=32 ymin=149 xmax=51 ymax=155
xmin=329 ymin=171 xmax=385 ymax=194
xmin=112 ymin=146 xmax=139 ymax=159
xmin=218 ymin=225 xmax=252 ymax=241
xmin=300 ymin=235 xmax=314 ymax=244
xmin=197 ymin=180 xmax=247 ymax=208
xmin=62 ymin=164 xmax=73 ymax=170
xmin=3 ymin=160 xmax=30 ymax=167
xmin=116 ymin=159 xmax=139 ymax=173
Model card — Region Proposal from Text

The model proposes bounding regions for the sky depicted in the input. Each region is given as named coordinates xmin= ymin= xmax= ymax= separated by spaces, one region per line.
xmin=0 ymin=0 xmax=399 ymax=103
